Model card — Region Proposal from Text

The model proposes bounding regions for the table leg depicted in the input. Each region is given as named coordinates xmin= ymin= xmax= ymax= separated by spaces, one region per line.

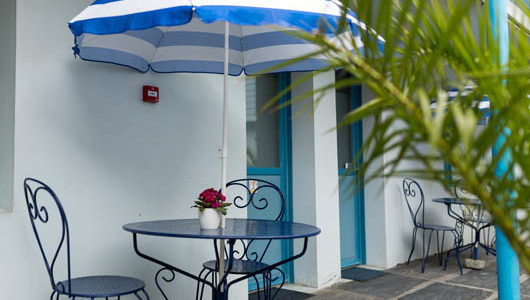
xmin=213 ymin=239 xmax=236 ymax=300
xmin=132 ymin=233 xmax=215 ymax=299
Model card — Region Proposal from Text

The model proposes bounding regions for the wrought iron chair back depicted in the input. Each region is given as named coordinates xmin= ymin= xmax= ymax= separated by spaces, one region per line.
xmin=453 ymin=179 xmax=484 ymax=222
xmin=402 ymin=178 xmax=425 ymax=228
xmin=23 ymin=178 xmax=71 ymax=295
xmin=225 ymin=178 xmax=285 ymax=262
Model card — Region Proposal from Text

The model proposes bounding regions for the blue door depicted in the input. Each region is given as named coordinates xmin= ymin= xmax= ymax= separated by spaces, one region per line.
xmin=246 ymin=73 xmax=293 ymax=290
xmin=336 ymin=77 xmax=366 ymax=268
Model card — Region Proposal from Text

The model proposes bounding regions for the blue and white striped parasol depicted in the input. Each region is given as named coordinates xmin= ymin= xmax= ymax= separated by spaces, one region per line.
xmin=68 ymin=1 xmax=374 ymax=286
xmin=69 ymin=0 xmax=369 ymax=75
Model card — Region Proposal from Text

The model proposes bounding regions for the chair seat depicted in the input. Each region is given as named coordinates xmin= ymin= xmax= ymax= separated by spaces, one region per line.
xmin=203 ymin=259 xmax=269 ymax=275
xmin=422 ymin=224 xmax=456 ymax=231
xmin=471 ymin=217 xmax=492 ymax=224
xmin=56 ymin=275 xmax=145 ymax=297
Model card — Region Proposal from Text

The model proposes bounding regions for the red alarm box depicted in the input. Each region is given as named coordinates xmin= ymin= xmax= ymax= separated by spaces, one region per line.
xmin=143 ymin=85 xmax=159 ymax=103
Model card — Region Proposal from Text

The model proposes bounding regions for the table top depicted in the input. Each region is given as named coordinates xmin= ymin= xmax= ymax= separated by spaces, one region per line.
xmin=123 ymin=218 xmax=321 ymax=240
xmin=433 ymin=197 xmax=482 ymax=205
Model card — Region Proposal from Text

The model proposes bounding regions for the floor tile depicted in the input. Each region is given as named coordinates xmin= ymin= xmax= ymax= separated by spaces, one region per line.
xmin=389 ymin=255 xmax=465 ymax=280
xmin=249 ymin=288 xmax=313 ymax=300
xmin=337 ymin=273 xmax=426 ymax=299
xmin=399 ymin=282 xmax=492 ymax=300
xmin=447 ymin=268 xmax=498 ymax=290
xmin=309 ymin=288 xmax=381 ymax=300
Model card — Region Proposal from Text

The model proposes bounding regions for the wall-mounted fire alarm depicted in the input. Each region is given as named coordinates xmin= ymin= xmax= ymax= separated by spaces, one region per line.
xmin=143 ymin=85 xmax=159 ymax=103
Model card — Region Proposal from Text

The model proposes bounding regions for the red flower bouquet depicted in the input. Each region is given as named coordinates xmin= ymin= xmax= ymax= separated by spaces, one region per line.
xmin=192 ymin=188 xmax=232 ymax=215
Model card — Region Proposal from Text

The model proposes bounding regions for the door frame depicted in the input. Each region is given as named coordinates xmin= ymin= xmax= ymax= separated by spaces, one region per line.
xmin=247 ymin=72 xmax=294 ymax=284
xmin=338 ymin=85 xmax=366 ymax=267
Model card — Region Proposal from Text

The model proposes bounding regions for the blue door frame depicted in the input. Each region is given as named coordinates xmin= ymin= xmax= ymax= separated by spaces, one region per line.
xmin=338 ymin=85 xmax=366 ymax=267
xmin=247 ymin=73 xmax=294 ymax=287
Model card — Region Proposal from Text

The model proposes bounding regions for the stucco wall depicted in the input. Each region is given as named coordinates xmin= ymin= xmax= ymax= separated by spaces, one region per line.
xmin=0 ymin=0 xmax=16 ymax=212
xmin=0 ymin=0 xmax=247 ymax=299
xmin=362 ymin=95 xmax=476 ymax=269
xmin=291 ymin=71 xmax=341 ymax=289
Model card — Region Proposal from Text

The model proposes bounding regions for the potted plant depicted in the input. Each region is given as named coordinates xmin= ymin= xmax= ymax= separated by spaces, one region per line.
xmin=193 ymin=188 xmax=231 ymax=229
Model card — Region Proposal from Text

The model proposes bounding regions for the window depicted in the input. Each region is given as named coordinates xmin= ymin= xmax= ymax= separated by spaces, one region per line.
xmin=246 ymin=75 xmax=280 ymax=168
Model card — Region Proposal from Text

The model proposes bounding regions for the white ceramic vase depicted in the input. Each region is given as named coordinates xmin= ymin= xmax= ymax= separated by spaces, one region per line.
xmin=199 ymin=208 xmax=221 ymax=229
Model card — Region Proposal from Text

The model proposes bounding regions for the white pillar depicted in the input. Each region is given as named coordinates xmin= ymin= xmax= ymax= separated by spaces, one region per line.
xmin=291 ymin=71 xmax=341 ymax=289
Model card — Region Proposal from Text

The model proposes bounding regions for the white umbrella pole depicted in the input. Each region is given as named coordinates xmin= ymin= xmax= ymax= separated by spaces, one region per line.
xmin=218 ymin=20 xmax=229 ymax=293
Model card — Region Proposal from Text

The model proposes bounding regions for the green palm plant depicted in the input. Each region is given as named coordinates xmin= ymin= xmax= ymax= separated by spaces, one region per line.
xmin=266 ymin=0 xmax=530 ymax=271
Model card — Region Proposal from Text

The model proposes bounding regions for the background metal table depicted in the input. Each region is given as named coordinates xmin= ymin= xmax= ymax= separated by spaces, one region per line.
xmin=433 ymin=198 xmax=495 ymax=259
xmin=123 ymin=218 xmax=320 ymax=300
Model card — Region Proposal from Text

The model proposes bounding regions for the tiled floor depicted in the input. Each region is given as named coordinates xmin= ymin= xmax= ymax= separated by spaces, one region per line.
xmin=250 ymin=253 xmax=529 ymax=299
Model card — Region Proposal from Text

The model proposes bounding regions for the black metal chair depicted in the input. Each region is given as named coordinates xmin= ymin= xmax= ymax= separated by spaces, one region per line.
xmin=193 ymin=178 xmax=286 ymax=300
xmin=402 ymin=178 xmax=464 ymax=273
xmin=24 ymin=178 xmax=149 ymax=300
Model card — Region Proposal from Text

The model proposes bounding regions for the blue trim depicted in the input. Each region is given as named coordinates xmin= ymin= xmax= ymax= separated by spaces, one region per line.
xmin=246 ymin=73 xmax=293 ymax=290
xmin=351 ymin=85 xmax=366 ymax=265
xmin=247 ymin=168 xmax=282 ymax=176
xmin=69 ymin=6 xmax=193 ymax=36
xmin=489 ymin=1 xmax=521 ymax=299
xmin=278 ymin=73 xmax=294 ymax=284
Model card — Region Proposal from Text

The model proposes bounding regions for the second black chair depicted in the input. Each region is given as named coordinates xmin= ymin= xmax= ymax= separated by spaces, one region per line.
xmin=194 ymin=178 xmax=286 ymax=300
xmin=402 ymin=178 xmax=464 ymax=273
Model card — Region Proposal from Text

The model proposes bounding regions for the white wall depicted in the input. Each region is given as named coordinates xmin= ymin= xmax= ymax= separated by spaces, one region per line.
xmin=0 ymin=0 xmax=16 ymax=212
xmin=0 ymin=0 xmax=247 ymax=299
xmin=361 ymin=88 xmax=467 ymax=269
xmin=291 ymin=71 xmax=341 ymax=289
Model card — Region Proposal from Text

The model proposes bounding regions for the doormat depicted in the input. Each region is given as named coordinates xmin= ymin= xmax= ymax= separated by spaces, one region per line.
xmin=249 ymin=288 xmax=313 ymax=300
xmin=341 ymin=266 xmax=385 ymax=282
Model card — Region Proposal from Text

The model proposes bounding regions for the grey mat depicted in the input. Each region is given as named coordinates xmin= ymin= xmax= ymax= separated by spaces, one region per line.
xmin=249 ymin=288 xmax=313 ymax=300
xmin=341 ymin=266 xmax=385 ymax=281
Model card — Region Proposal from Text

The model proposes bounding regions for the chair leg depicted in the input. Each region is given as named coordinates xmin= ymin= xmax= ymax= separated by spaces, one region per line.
xmin=438 ymin=231 xmax=445 ymax=266
xmin=263 ymin=272 xmax=272 ymax=300
xmin=421 ymin=230 xmax=434 ymax=273
xmin=199 ymin=270 xmax=211 ymax=300
xmin=252 ymin=275 xmax=261 ymax=300
xmin=195 ymin=268 xmax=208 ymax=300
xmin=407 ymin=227 xmax=418 ymax=265
xmin=137 ymin=289 xmax=150 ymax=300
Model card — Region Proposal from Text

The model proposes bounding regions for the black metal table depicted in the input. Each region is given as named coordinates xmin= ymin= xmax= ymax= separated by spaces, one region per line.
xmin=433 ymin=197 xmax=495 ymax=259
xmin=123 ymin=218 xmax=320 ymax=300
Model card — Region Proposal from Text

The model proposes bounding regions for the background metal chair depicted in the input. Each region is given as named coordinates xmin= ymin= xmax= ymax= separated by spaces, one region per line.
xmin=24 ymin=178 xmax=149 ymax=300
xmin=453 ymin=180 xmax=495 ymax=257
xmin=402 ymin=178 xmax=464 ymax=273
xmin=193 ymin=178 xmax=286 ymax=300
